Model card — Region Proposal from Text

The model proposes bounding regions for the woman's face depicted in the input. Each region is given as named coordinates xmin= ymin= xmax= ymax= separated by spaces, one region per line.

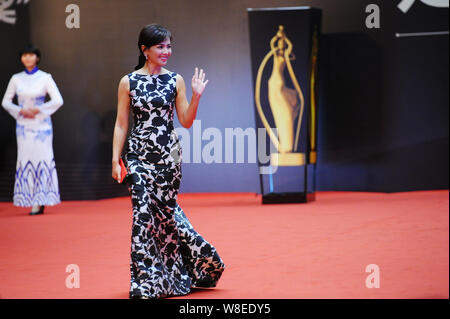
xmin=143 ymin=37 xmax=172 ymax=66
xmin=21 ymin=53 xmax=39 ymax=69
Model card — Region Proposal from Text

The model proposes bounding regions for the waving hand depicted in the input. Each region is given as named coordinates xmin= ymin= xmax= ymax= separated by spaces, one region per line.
xmin=191 ymin=67 xmax=208 ymax=97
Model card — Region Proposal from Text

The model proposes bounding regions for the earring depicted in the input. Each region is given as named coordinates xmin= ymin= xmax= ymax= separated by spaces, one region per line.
xmin=144 ymin=54 xmax=148 ymax=60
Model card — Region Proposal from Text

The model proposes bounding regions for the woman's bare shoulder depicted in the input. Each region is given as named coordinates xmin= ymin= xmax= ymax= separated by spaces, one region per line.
xmin=118 ymin=74 xmax=130 ymax=91
xmin=175 ymin=73 xmax=185 ymax=83
xmin=121 ymin=72 xmax=132 ymax=80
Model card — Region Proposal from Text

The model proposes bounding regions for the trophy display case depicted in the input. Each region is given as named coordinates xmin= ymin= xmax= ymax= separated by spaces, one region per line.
xmin=247 ymin=7 xmax=322 ymax=204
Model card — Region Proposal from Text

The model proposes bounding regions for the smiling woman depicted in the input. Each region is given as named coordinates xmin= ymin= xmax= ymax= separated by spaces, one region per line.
xmin=133 ymin=24 xmax=173 ymax=71
xmin=112 ymin=23 xmax=225 ymax=299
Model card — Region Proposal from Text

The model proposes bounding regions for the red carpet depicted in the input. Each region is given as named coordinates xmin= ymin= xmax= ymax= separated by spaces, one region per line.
xmin=0 ymin=191 xmax=448 ymax=299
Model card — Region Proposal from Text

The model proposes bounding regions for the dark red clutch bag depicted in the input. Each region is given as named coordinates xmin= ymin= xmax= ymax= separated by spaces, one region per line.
xmin=119 ymin=158 xmax=129 ymax=184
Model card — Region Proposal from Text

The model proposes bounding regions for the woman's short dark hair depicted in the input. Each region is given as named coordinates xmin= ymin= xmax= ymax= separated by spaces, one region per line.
xmin=134 ymin=24 xmax=172 ymax=70
xmin=19 ymin=44 xmax=41 ymax=64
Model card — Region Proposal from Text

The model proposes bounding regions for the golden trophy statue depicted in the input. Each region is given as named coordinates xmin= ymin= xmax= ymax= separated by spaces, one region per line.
xmin=255 ymin=25 xmax=305 ymax=167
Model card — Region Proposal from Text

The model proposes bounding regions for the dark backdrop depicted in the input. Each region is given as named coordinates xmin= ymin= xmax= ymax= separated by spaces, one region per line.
xmin=0 ymin=0 xmax=448 ymax=200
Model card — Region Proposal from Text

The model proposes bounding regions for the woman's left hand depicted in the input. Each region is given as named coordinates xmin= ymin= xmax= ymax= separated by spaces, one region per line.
xmin=191 ymin=67 xmax=208 ymax=97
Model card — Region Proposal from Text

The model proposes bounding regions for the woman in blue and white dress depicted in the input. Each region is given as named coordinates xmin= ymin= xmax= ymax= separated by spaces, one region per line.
xmin=1 ymin=44 xmax=63 ymax=215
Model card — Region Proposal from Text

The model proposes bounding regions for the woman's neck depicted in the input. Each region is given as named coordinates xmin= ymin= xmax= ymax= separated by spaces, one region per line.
xmin=145 ymin=62 xmax=163 ymax=75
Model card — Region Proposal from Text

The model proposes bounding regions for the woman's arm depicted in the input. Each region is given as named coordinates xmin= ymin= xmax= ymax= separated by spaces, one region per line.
xmin=34 ymin=74 xmax=63 ymax=120
xmin=112 ymin=75 xmax=131 ymax=182
xmin=1 ymin=75 xmax=22 ymax=120
xmin=175 ymin=67 xmax=208 ymax=128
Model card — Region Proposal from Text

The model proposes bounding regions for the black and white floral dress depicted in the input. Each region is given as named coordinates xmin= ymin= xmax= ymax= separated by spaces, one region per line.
xmin=125 ymin=71 xmax=225 ymax=299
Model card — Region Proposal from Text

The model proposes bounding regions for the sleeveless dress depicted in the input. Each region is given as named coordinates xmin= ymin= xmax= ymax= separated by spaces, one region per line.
xmin=1 ymin=69 xmax=63 ymax=207
xmin=125 ymin=71 xmax=225 ymax=299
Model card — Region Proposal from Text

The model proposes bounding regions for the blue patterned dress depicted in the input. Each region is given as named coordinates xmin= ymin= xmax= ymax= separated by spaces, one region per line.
xmin=2 ymin=69 xmax=63 ymax=207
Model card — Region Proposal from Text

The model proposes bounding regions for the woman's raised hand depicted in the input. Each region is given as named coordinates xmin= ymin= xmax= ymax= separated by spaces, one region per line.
xmin=191 ymin=67 xmax=208 ymax=97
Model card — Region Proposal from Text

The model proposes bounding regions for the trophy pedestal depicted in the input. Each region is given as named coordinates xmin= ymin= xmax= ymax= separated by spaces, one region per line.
xmin=262 ymin=191 xmax=315 ymax=204
xmin=271 ymin=152 xmax=306 ymax=166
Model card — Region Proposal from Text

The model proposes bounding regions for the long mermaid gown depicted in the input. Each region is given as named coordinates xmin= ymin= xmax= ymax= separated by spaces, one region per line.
xmin=125 ymin=71 xmax=225 ymax=298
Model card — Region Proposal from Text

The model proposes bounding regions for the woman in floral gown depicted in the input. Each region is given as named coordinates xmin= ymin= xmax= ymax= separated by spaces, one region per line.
xmin=112 ymin=24 xmax=225 ymax=299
